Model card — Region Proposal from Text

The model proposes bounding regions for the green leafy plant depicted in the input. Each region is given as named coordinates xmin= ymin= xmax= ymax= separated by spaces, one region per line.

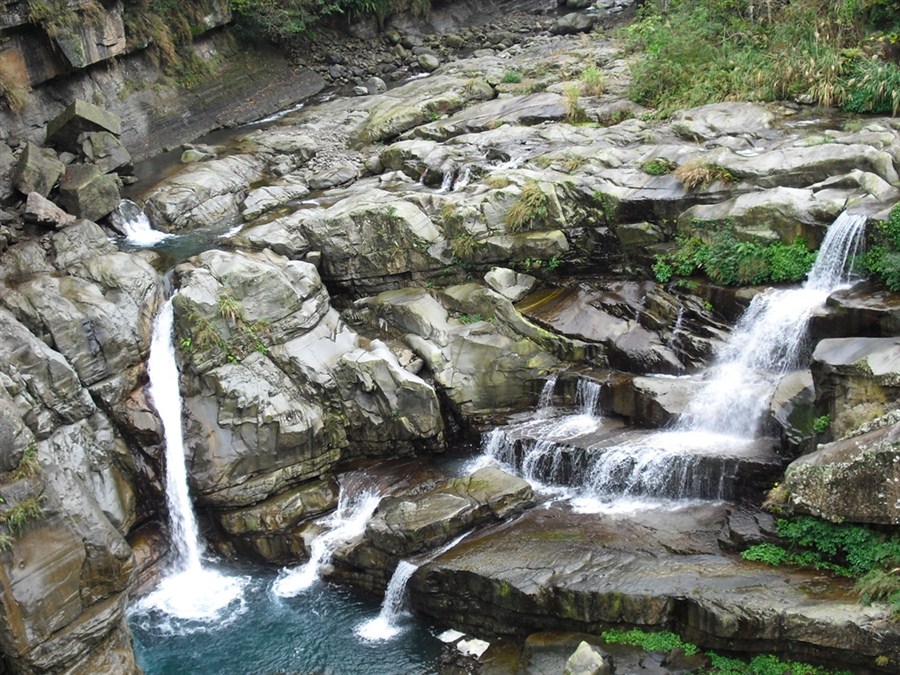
xmin=862 ymin=203 xmax=900 ymax=291
xmin=601 ymin=628 xmax=697 ymax=655
xmin=8 ymin=444 xmax=40 ymax=481
xmin=458 ymin=312 xmax=484 ymax=324
xmin=505 ymin=180 xmax=549 ymax=233
xmin=501 ymin=69 xmax=522 ymax=84
xmin=641 ymin=158 xmax=678 ymax=176
xmin=653 ymin=226 xmax=816 ymax=287
xmin=813 ymin=414 xmax=831 ymax=433
xmin=580 ymin=65 xmax=605 ymax=96
xmin=1 ymin=496 xmax=44 ymax=535
xmin=742 ymin=515 xmax=900 ymax=614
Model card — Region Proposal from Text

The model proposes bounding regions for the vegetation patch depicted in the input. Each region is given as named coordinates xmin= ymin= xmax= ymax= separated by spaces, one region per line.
xmin=625 ymin=0 xmax=900 ymax=117
xmin=674 ymin=158 xmax=734 ymax=190
xmin=501 ymin=69 xmax=522 ymax=84
xmin=579 ymin=65 xmax=605 ymax=96
xmin=505 ymin=180 xmax=550 ymax=233
xmin=563 ymin=85 xmax=589 ymax=123
xmin=641 ymin=157 xmax=678 ymax=176
xmin=652 ymin=225 xmax=816 ymax=286
xmin=742 ymin=515 xmax=900 ymax=615
xmin=178 ymin=291 xmax=271 ymax=363
xmin=601 ymin=628 xmax=849 ymax=674
xmin=862 ymin=202 xmax=900 ymax=291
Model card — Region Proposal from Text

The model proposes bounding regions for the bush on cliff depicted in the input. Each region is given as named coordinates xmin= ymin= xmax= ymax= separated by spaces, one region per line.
xmin=626 ymin=0 xmax=900 ymax=116
xmin=230 ymin=0 xmax=430 ymax=43
xmin=862 ymin=203 xmax=900 ymax=291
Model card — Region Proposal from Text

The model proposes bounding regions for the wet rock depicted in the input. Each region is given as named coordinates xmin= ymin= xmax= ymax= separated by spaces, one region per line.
xmin=57 ymin=163 xmax=120 ymax=222
xmin=610 ymin=375 xmax=697 ymax=427
xmin=810 ymin=283 xmax=900 ymax=339
xmin=564 ymin=641 xmax=612 ymax=675
xmin=0 ymin=389 xmax=34 ymax=473
xmin=216 ymin=478 xmax=339 ymax=562
xmin=0 ymin=141 xmax=16 ymax=203
xmin=717 ymin=507 xmax=778 ymax=551
xmin=811 ymin=337 xmax=900 ymax=438
xmin=12 ymin=142 xmax=64 ymax=197
xmin=410 ymin=505 xmax=898 ymax=672
xmin=783 ymin=411 xmax=900 ymax=525
xmin=24 ymin=191 xmax=76 ymax=229
xmin=45 ymin=99 xmax=123 ymax=153
xmin=769 ymin=370 xmax=816 ymax=455
xmin=307 ymin=160 xmax=359 ymax=189
xmin=143 ymin=154 xmax=266 ymax=231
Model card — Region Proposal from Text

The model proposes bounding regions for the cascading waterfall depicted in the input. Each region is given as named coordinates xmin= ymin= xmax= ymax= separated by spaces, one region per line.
xmin=356 ymin=532 xmax=472 ymax=642
xmin=134 ymin=298 xmax=246 ymax=623
xmin=536 ymin=373 xmax=558 ymax=412
xmin=678 ymin=211 xmax=867 ymax=436
xmin=111 ymin=199 xmax=172 ymax=246
xmin=575 ymin=378 xmax=601 ymax=417
xmin=355 ymin=561 xmax=418 ymax=641
xmin=272 ymin=486 xmax=381 ymax=597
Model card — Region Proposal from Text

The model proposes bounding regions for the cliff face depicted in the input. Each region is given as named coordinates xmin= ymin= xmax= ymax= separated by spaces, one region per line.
xmin=0 ymin=0 xmax=323 ymax=161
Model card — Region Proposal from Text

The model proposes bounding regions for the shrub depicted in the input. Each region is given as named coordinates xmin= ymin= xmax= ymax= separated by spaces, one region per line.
xmin=653 ymin=227 xmax=816 ymax=287
xmin=505 ymin=180 xmax=549 ymax=232
xmin=601 ymin=628 xmax=697 ymax=655
xmin=563 ymin=85 xmax=588 ymax=123
xmin=501 ymin=69 xmax=522 ymax=84
xmin=674 ymin=158 xmax=734 ymax=190
xmin=580 ymin=65 xmax=605 ymax=96
xmin=624 ymin=0 xmax=900 ymax=116
xmin=862 ymin=203 xmax=900 ymax=291
xmin=742 ymin=515 xmax=900 ymax=614
xmin=813 ymin=414 xmax=830 ymax=433
xmin=641 ymin=158 xmax=678 ymax=176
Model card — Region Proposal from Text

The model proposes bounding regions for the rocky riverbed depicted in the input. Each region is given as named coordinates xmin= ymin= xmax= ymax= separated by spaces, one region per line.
xmin=1 ymin=0 xmax=899 ymax=672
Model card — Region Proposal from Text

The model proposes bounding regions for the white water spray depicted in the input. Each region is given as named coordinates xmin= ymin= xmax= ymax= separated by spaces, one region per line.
xmin=355 ymin=561 xmax=418 ymax=641
xmin=136 ymin=298 xmax=246 ymax=623
xmin=112 ymin=199 xmax=172 ymax=247
xmin=678 ymin=211 xmax=866 ymax=436
xmin=272 ymin=488 xmax=381 ymax=597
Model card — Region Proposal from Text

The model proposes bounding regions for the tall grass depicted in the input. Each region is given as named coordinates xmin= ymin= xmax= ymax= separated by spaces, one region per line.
xmin=625 ymin=0 xmax=900 ymax=116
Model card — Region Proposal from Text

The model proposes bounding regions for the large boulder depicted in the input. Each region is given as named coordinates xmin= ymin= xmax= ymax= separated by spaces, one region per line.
xmin=359 ymin=287 xmax=561 ymax=419
xmin=172 ymin=249 xmax=444 ymax=508
xmin=143 ymin=154 xmax=266 ymax=231
xmin=12 ymin=142 xmax=64 ymax=198
xmin=811 ymin=337 xmax=900 ymax=438
xmin=46 ymin=99 xmax=123 ymax=152
xmin=57 ymin=164 xmax=120 ymax=222
xmin=782 ymin=412 xmax=900 ymax=525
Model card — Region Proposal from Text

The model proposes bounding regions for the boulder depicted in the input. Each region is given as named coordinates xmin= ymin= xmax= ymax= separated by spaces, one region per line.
xmin=365 ymin=466 xmax=534 ymax=558
xmin=0 ymin=389 xmax=34 ymax=473
xmin=24 ymin=191 xmax=76 ymax=228
xmin=307 ymin=161 xmax=359 ymax=190
xmin=142 ymin=154 xmax=266 ymax=231
xmin=670 ymin=103 xmax=776 ymax=141
xmin=564 ymin=641 xmax=612 ymax=675
xmin=417 ymin=53 xmax=441 ymax=72
xmin=769 ymin=370 xmax=816 ymax=455
xmin=550 ymin=13 xmax=595 ymax=35
xmin=12 ymin=142 xmax=64 ymax=197
xmin=610 ymin=375 xmax=697 ymax=427
xmin=1 ymin=142 xmax=19 ymax=203
xmin=242 ymin=176 xmax=309 ymax=221
xmin=57 ymin=164 xmax=120 ymax=222
xmin=811 ymin=337 xmax=900 ymax=438
xmin=46 ymin=100 xmax=123 ymax=153
xmin=79 ymin=131 xmax=132 ymax=174
xmin=360 ymin=287 xmax=560 ymax=418
xmin=783 ymin=412 xmax=900 ymax=525
xmin=0 ymin=465 xmax=136 ymax=674
xmin=484 ymin=267 xmax=537 ymax=302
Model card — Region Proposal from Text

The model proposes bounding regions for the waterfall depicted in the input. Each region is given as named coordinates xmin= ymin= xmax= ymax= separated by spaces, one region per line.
xmin=536 ymin=374 xmax=558 ymax=413
xmin=149 ymin=298 xmax=203 ymax=572
xmin=135 ymin=298 xmax=247 ymax=623
xmin=111 ymin=199 xmax=172 ymax=246
xmin=272 ymin=487 xmax=381 ymax=597
xmin=355 ymin=561 xmax=418 ymax=641
xmin=575 ymin=379 xmax=601 ymax=417
xmin=677 ymin=212 xmax=867 ymax=437
xmin=438 ymin=170 xmax=455 ymax=192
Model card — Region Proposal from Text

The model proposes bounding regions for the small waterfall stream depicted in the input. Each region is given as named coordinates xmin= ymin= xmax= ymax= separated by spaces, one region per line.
xmin=272 ymin=486 xmax=381 ymax=597
xmin=677 ymin=211 xmax=867 ymax=436
xmin=478 ymin=212 xmax=867 ymax=509
xmin=111 ymin=199 xmax=172 ymax=246
xmin=355 ymin=561 xmax=419 ymax=642
xmin=134 ymin=298 xmax=247 ymax=623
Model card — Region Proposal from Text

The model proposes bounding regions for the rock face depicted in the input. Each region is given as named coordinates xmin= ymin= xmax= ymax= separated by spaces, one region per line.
xmin=410 ymin=505 xmax=899 ymax=673
xmin=783 ymin=411 xmax=900 ymax=525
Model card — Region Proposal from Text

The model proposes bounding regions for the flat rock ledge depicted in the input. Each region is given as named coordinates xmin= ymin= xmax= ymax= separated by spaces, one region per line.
xmin=409 ymin=506 xmax=899 ymax=672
